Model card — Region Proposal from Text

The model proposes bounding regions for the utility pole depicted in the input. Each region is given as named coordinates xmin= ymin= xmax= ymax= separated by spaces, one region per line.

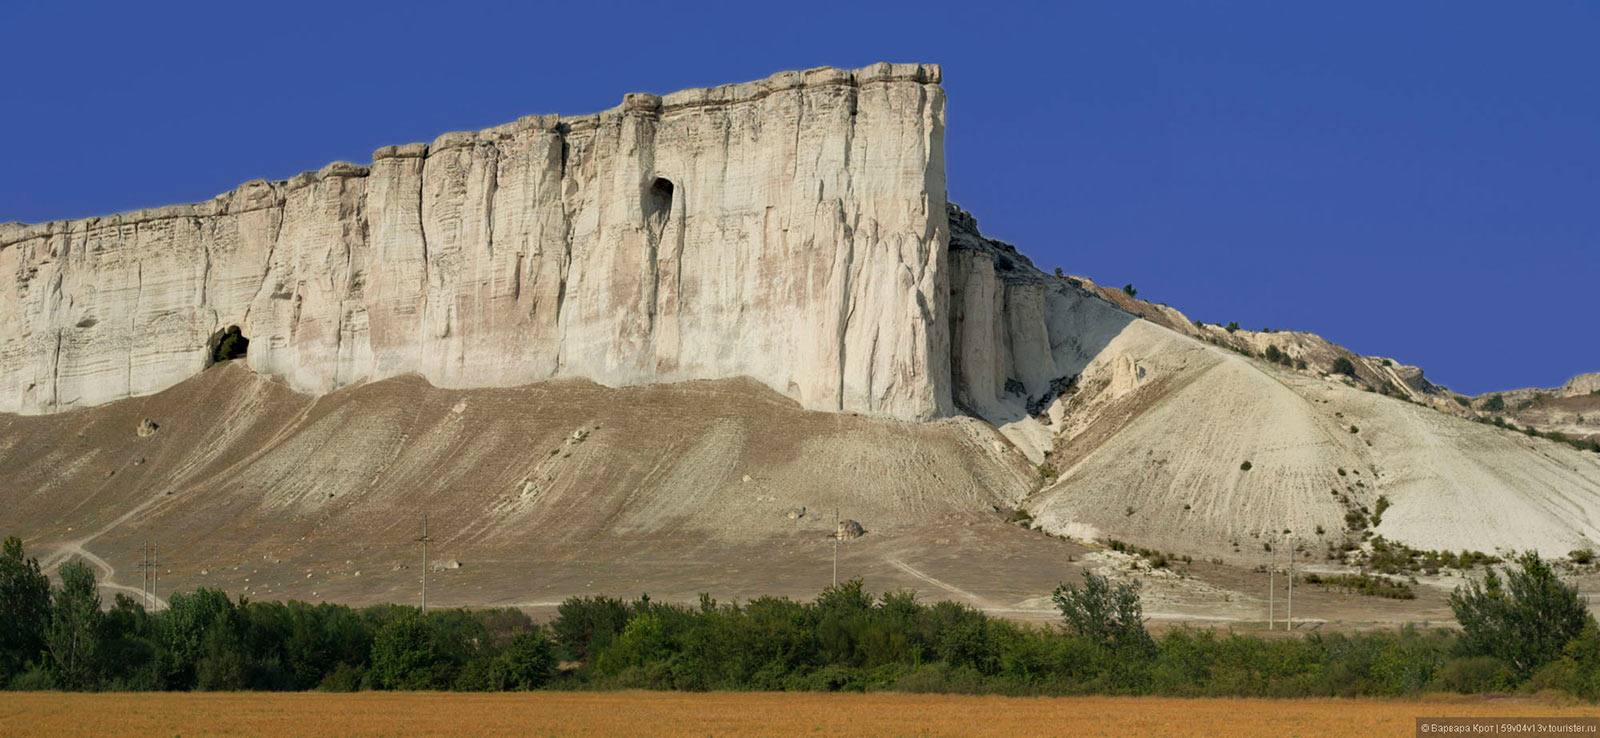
xmin=150 ymin=543 xmax=159 ymax=613
xmin=1268 ymin=536 xmax=1275 ymax=631
xmin=1287 ymin=536 xmax=1294 ymax=631
xmin=138 ymin=543 xmax=147 ymax=610
xmin=832 ymin=509 xmax=839 ymax=588
xmin=414 ymin=514 xmax=432 ymax=612
xmin=139 ymin=542 xmax=149 ymax=610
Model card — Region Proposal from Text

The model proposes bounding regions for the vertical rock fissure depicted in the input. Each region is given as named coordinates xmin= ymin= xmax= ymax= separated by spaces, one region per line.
xmin=842 ymin=88 xmax=857 ymax=199
xmin=197 ymin=217 xmax=211 ymax=310
xmin=836 ymin=86 xmax=860 ymax=410
xmin=482 ymin=145 xmax=498 ymax=259
xmin=553 ymin=128 xmax=573 ymax=374
xmin=866 ymin=328 xmax=880 ymax=406
xmin=416 ymin=155 xmax=430 ymax=290
xmin=50 ymin=329 xmax=62 ymax=410
xmin=511 ymin=253 xmax=523 ymax=301
xmin=836 ymin=220 xmax=857 ymax=411
xmin=790 ymin=94 xmax=805 ymax=185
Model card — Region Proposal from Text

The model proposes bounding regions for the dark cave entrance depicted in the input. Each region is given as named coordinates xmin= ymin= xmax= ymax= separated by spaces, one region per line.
xmin=208 ymin=325 xmax=249 ymax=366
xmin=645 ymin=177 xmax=674 ymax=237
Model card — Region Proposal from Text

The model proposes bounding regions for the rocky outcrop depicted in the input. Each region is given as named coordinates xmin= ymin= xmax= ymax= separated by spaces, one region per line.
xmin=1563 ymin=373 xmax=1600 ymax=397
xmin=0 ymin=63 xmax=950 ymax=420
xmin=946 ymin=204 xmax=1135 ymax=429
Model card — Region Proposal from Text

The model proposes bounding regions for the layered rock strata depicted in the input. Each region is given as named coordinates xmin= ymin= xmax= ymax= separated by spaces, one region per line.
xmin=0 ymin=63 xmax=951 ymax=419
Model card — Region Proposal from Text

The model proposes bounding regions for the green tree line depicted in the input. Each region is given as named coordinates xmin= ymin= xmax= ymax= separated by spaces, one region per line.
xmin=5 ymin=536 xmax=1600 ymax=698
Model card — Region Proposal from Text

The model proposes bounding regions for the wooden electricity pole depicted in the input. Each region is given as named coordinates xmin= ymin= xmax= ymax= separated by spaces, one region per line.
xmin=139 ymin=543 xmax=150 ymax=610
xmin=414 ymin=515 xmax=433 ymax=612
xmin=1268 ymin=538 xmax=1276 ymax=631
xmin=1287 ymin=537 xmax=1295 ymax=631
xmin=150 ymin=543 xmax=159 ymax=613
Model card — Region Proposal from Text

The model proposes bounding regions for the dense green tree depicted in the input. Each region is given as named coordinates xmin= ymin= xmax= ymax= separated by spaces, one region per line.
xmin=195 ymin=622 xmax=248 ymax=690
xmin=596 ymin=611 xmax=674 ymax=678
xmin=370 ymin=612 xmax=439 ymax=689
xmin=252 ymin=601 xmax=374 ymax=690
xmin=46 ymin=559 xmax=103 ymax=689
xmin=1449 ymin=551 xmax=1593 ymax=679
xmin=552 ymin=596 xmax=632 ymax=662
xmin=918 ymin=600 xmax=993 ymax=673
xmin=813 ymin=579 xmax=875 ymax=668
xmin=1052 ymin=571 xmax=1154 ymax=656
xmin=99 ymin=593 xmax=160 ymax=689
xmin=420 ymin=608 xmax=491 ymax=680
xmin=157 ymin=588 xmax=239 ymax=689
xmin=492 ymin=630 xmax=556 ymax=690
xmin=0 ymin=537 xmax=51 ymax=682
xmin=1527 ymin=622 xmax=1600 ymax=699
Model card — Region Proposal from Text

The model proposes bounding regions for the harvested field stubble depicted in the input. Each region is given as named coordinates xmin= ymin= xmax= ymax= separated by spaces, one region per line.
xmin=2 ymin=692 xmax=1598 ymax=737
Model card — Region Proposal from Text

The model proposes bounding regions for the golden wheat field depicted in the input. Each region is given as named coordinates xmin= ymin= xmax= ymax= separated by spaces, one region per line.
xmin=2 ymin=692 xmax=1598 ymax=737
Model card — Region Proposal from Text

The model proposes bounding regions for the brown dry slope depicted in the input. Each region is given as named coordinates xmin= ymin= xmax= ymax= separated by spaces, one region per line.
xmin=2 ymin=350 xmax=1592 ymax=631
xmin=3 ymin=363 xmax=1115 ymax=616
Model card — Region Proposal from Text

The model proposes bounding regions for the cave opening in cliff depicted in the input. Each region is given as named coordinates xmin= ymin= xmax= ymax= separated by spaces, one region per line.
xmin=645 ymin=177 xmax=674 ymax=237
xmin=208 ymin=325 xmax=249 ymax=366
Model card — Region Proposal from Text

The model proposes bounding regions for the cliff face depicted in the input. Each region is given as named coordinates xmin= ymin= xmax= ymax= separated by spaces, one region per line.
xmin=0 ymin=63 xmax=950 ymax=419
xmin=946 ymin=205 xmax=1136 ymax=435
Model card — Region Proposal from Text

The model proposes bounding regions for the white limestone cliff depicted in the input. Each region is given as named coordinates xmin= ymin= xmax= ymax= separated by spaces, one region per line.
xmin=945 ymin=204 xmax=1139 ymax=459
xmin=0 ymin=63 xmax=952 ymax=420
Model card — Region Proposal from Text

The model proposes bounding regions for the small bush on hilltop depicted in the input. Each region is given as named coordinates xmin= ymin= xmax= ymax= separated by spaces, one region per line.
xmin=1262 ymin=345 xmax=1295 ymax=367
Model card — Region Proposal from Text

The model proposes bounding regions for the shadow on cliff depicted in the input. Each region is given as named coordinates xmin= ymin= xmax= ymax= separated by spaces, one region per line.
xmin=952 ymin=279 xmax=1143 ymax=459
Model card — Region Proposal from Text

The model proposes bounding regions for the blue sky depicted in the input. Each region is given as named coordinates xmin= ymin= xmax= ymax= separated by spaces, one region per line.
xmin=3 ymin=1 xmax=1595 ymax=394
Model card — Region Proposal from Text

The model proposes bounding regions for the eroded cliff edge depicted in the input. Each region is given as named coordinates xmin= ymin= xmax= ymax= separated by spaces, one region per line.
xmin=0 ymin=63 xmax=951 ymax=419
